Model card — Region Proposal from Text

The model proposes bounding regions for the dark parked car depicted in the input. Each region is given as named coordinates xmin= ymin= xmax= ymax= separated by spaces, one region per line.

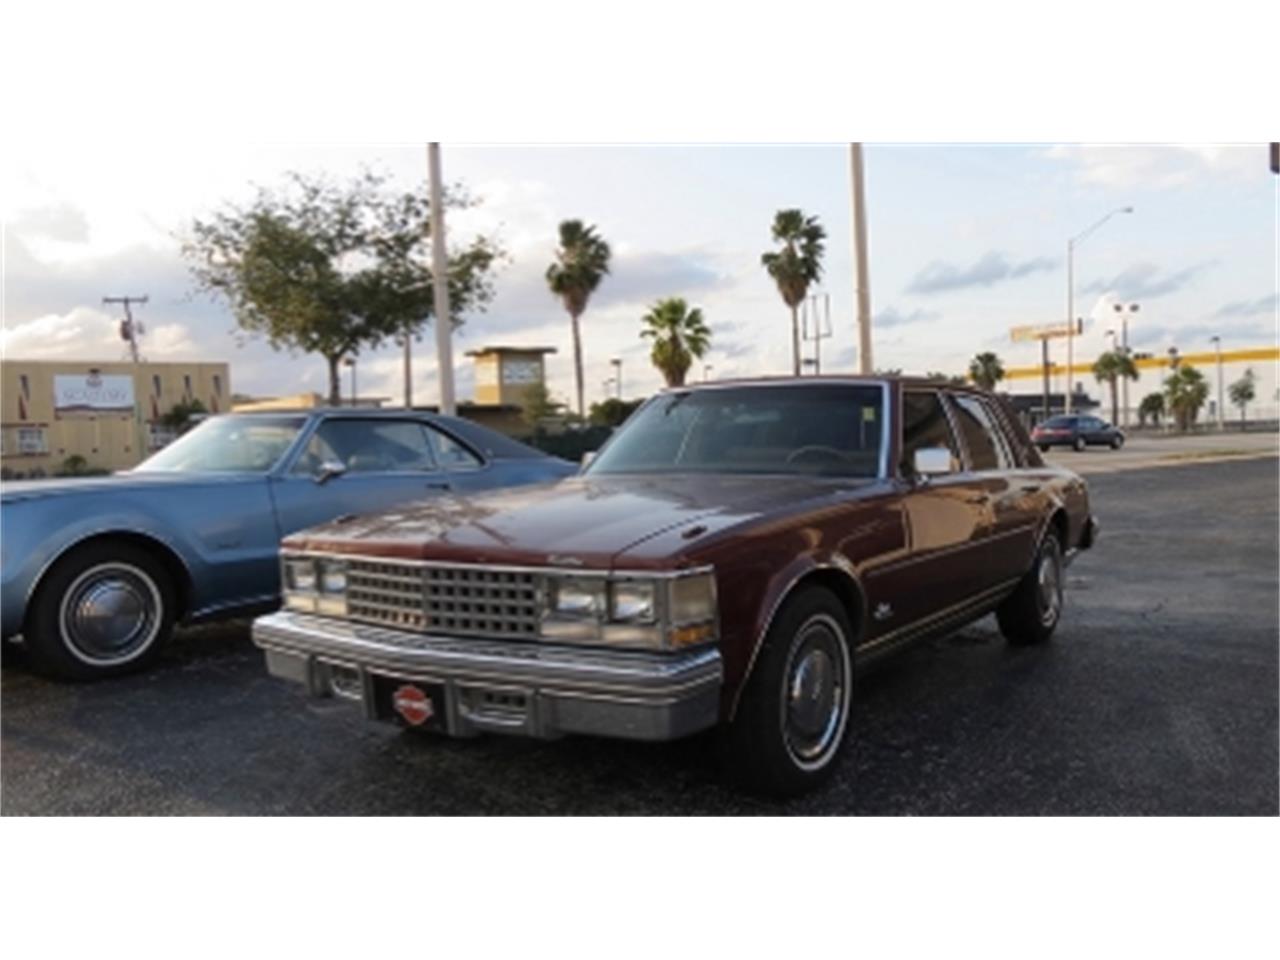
xmin=254 ymin=378 xmax=1097 ymax=795
xmin=1031 ymin=414 xmax=1125 ymax=451
xmin=1 ymin=409 xmax=575 ymax=679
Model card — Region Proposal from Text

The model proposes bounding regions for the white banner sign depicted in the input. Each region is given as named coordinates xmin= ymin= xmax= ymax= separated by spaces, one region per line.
xmin=54 ymin=373 xmax=136 ymax=413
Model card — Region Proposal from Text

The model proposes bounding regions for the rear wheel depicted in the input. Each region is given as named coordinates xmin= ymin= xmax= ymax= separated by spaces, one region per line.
xmin=997 ymin=530 xmax=1063 ymax=646
xmin=722 ymin=585 xmax=854 ymax=797
xmin=24 ymin=541 xmax=176 ymax=680
xmin=1038 ymin=444 xmax=1050 ymax=453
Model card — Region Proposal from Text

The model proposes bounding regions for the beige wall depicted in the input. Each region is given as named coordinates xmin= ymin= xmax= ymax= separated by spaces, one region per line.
xmin=1 ymin=360 xmax=230 ymax=475
xmin=471 ymin=350 xmax=550 ymax=407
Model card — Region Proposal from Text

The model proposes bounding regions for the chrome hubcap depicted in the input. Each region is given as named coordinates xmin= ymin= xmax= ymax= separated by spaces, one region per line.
xmin=60 ymin=564 xmax=161 ymax=665
xmin=782 ymin=615 xmax=849 ymax=769
xmin=1038 ymin=545 xmax=1062 ymax=626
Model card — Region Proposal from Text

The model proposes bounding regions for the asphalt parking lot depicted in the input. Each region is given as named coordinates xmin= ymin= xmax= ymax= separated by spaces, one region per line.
xmin=2 ymin=455 xmax=1276 ymax=815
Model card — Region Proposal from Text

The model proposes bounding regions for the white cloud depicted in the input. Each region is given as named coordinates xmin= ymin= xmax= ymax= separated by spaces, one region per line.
xmin=1045 ymin=143 xmax=1263 ymax=189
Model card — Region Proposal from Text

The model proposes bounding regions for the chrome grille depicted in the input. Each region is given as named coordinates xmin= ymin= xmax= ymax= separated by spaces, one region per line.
xmin=345 ymin=560 xmax=541 ymax=639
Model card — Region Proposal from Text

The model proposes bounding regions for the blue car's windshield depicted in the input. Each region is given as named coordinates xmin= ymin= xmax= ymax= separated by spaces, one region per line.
xmin=586 ymin=384 xmax=885 ymax=478
xmin=135 ymin=415 xmax=305 ymax=473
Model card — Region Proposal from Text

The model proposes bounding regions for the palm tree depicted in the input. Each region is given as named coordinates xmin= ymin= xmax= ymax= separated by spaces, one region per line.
xmin=761 ymin=210 xmax=825 ymax=376
xmin=640 ymin=298 xmax=711 ymax=387
xmin=1092 ymin=350 xmax=1139 ymax=425
xmin=968 ymin=352 xmax=1006 ymax=391
xmin=1164 ymin=365 xmax=1210 ymax=431
xmin=546 ymin=220 xmax=611 ymax=417
xmin=1228 ymin=369 xmax=1257 ymax=426
xmin=1137 ymin=392 xmax=1165 ymax=427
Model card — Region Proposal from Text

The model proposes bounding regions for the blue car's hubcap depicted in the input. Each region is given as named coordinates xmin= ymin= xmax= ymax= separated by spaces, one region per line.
xmin=60 ymin=563 xmax=162 ymax=665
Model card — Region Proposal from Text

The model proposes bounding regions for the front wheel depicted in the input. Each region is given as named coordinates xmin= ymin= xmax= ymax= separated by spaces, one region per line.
xmin=24 ymin=541 xmax=176 ymax=680
xmin=721 ymin=585 xmax=854 ymax=797
xmin=1111 ymin=435 xmax=1124 ymax=449
xmin=1072 ymin=436 xmax=1087 ymax=452
xmin=997 ymin=531 xmax=1064 ymax=646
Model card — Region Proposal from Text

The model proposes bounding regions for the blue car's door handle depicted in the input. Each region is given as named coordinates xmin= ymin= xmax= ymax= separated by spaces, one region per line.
xmin=426 ymin=481 xmax=452 ymax=491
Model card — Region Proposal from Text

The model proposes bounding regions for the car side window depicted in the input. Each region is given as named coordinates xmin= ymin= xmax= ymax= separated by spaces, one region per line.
xmin=949 ymin=395 xmax=1009 ymax=471
xmin=292 ymin=420 xmax=438 ymax=475
xmin=901 ymin=390 xmax=962 ymax=475
xmin=426 ymin=425 xmax=484 ymax=472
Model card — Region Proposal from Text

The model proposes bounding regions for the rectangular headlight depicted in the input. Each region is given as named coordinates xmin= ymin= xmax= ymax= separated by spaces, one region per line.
xmin=285 ymin=557 xmax=317 ymax=593
xmin=551 ymin=578 xmax=606 ymax=617
xmin=610 ymin=581 xmax=656 ymax=622
xmin=318 ymin=558 xmax=347 ymax=594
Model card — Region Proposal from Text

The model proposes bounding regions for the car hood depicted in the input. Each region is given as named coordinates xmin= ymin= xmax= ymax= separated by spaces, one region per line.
xmin=0 ymin=471 xmax=263 ymax=504
xmin=285 ymin=473 xmax=884 ymax=569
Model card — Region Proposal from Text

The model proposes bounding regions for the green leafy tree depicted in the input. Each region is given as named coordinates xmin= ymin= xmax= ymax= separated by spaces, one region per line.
xmin=520 ymin=382 xmax=563 ymax=432
xmin=761 ymin=210 xmax=826 ymax=376
xmin=185 ymin=170 xmax=501 ymax=405
xmin=925 ymin=370 xmax=966 ymax=384
xmin=59 ymin=454 xmax=90 ymax=476
xmin=1092 ymin=350 xmax=1139 ymax=426
xmin=1228 ymin=368 xmax=1257 ymax=425
xmin=640 ymin=297 xmax=711 ymax=387
xmin=1137 ymin=392 xmax=1165 ymax=427
xmin=967 ymin=352 xmax=1006 ymax=391
xmin=159 ymin=398 xmax=208 ymax=434
xmin=546 ymin=220 xmax=611 ymax=419
xmin=1164 ymin=365 xmax=1210 ymax=431
xmin=589 ymin=397 xmax=644 ymax=428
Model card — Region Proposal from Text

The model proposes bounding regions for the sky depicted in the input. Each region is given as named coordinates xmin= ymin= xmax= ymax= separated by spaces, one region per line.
xmin=2 ymin=143 xmax=1276 ymax=408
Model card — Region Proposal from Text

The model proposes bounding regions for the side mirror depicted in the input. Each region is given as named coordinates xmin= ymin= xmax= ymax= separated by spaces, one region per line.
xmin=580 ymin=451 xmax=597 ymax=468
xmin=314 ymin=460 xmax=347 ymax=484
xmin=912 ymin=446 xmax=953 ymax=478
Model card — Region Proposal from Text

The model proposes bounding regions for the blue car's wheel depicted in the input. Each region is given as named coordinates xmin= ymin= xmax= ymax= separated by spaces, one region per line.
xmin=25 ymin=541 xmax=176 ymax=681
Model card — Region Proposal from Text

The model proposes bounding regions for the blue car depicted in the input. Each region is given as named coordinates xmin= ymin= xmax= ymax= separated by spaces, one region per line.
xmin=1 ymin=409 xmax=575 ymax=679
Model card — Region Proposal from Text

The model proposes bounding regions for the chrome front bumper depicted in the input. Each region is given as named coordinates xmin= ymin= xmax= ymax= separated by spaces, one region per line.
xmin=253 ymin=610 xmax=722 ymax=742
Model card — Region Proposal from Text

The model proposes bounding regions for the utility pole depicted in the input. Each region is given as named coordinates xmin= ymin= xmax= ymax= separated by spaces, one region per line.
xmin=803 ymin=292 xmax=832 ymax=375
xmin=428 ymin=143 xmax=456 ymax=416
xmin=104 ymin=294 xmax=149 ymax=461
xmin=104 ymin=295 xmax=148 ymax=363
xmin=1210 ymin=335 xmax=1224 ymax=430
xmin=402 ymin=326 xmax=412 ymax=408
xmin=1065 ymin=206 xmax=1133 ymax=413
xmin=1113 ymin=302 xmax=1139 ymax=427
xmin=849 ymin=144 xmax=873 ymax=374
xmin=611 ymin=358 xmax=622 ymax=400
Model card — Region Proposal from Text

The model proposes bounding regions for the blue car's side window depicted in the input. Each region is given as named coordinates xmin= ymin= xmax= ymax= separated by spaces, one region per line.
xmin=291 ymin=420 xmax=439 ymax=475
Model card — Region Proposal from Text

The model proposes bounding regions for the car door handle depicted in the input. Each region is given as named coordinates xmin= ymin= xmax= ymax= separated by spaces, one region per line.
xmin=426 ymin=481 xmax=452 ymax=491
xmin=1019 ymin=484 xmax=1040 ymax=493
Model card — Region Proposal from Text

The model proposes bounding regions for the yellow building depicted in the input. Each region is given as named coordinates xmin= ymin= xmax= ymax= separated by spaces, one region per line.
xmin=466 ymin=345 xmax=557 ymax=407
xmin=0 ymin=359 xmax=231 ymax=476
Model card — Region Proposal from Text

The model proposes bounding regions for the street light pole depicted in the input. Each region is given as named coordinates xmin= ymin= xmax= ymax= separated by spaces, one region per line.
xmin=1066 ymin=206 xmax=1133 ymax=414
xmin=1112 ymin=302 xmax=1139 ymax=426
xmin=428 ymin=143 xmax=456 ymax=416
xmin=610 ymin=358 xmax=622 ymax=400
xmin=1211 ymin=335 xmax=1224 ymax=430
xmin=849 ymin=144 xmax=873 ymax=374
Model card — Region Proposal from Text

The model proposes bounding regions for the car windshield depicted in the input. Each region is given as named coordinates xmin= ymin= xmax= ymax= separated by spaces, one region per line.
xmin=586 ymin=384 xmax=884 ymax=478
xmin=134 ymin=415 xmax=306 ymax=473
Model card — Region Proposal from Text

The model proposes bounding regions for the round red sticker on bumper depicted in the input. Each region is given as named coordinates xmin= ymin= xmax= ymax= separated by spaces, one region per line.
xmin=392 ymin=685 xmax=433 ymax=726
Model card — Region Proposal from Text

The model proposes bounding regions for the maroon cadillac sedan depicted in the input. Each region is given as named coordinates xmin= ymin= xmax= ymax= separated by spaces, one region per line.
xmin=253 ymin=377 xmax=1097 ymax=795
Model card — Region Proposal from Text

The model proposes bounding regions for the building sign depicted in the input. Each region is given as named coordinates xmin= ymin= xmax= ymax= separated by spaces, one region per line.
xmin=502 ymin=359 xmax=541 ymax=385
xmin=53 ymin=373 xmax=136 ymax=413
